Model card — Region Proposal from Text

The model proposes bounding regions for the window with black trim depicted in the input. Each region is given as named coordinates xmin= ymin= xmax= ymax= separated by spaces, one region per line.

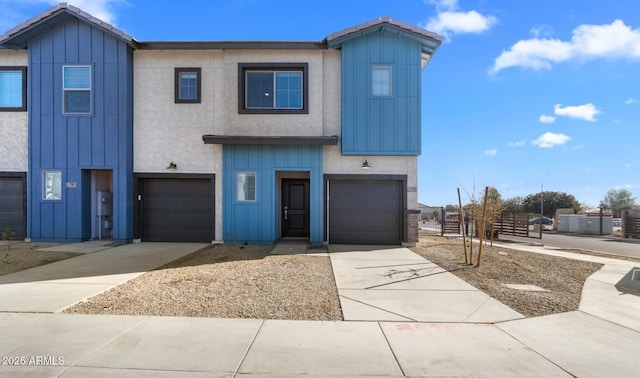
xmin=0 ymin=66 xmax=27 ymax=111
xmin=63 ymin=65 xmax=92 ymax=114
xmin=238 ymin=63 xmax=308 ymax=114
xmin=175 ymin=68 xmax=201 ymax=103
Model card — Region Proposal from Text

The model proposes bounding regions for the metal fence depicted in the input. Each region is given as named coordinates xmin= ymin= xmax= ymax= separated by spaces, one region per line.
xmin=623 ymin=210 xmax=640 ymax=238
xmin=419 ymin=207 xmax=462 ymax=236
xmin=495 ymin=213 xmax=537 ymax=238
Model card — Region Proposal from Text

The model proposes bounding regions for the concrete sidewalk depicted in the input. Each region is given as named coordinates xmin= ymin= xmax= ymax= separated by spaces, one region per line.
xmin=1 ymin=311 xmax=638 ymax=377
xmin=0 ymin=241 xmax=639 ymax=376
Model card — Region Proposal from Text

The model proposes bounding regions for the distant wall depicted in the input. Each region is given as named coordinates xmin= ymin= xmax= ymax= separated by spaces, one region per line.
xmin=557 ymin=214 xmax=613 ymax=235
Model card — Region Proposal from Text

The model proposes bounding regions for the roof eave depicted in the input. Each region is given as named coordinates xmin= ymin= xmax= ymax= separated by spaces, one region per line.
xmin=202 ymin=135 xmax=339 ymax=145
xmin=137 ymin=41 xmax=327 ymax=50
xmin=327 ymin=17 xmax=442 ymax=46
xmin=0 ymin=3 xmax=135 ymax=49
xmin=326 ymin=17 xmax=442 ymax=65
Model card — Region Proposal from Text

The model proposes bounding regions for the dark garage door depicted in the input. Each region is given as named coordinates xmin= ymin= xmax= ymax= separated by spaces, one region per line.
xmin=140 ymin=178 xmax=214 ymax=242
xmin=329 ymin=180 xmax=402 ymax=245
xmin=0 ymin=175 xmax=26 ymax=240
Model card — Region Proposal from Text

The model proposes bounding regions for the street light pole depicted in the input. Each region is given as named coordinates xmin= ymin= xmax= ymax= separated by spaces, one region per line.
xmin=540 ymin=173 xmax=549 ymax=239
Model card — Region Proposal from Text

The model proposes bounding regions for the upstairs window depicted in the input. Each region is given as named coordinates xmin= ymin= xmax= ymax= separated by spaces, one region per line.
xmin=372 ymin=66 xmax=392 ymax=96
xmin=238 ymin=63 xmax=308 ymax=114
xmin=63 ymin=65 xmax=91 ymax=114
xmin=175 ymin=68 xmax=201 ymax=103
xmin=0 ymin=66 xmax=27 ymax=111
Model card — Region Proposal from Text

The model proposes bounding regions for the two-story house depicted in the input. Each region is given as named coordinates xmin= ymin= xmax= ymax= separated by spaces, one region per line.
xmin=0 ymin=3 xmax=441 ymax=246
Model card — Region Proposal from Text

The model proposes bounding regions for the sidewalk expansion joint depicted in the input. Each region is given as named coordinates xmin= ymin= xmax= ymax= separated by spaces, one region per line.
xmin=233 ymin=319 xmax=265 ymax=377
xmin=339 ymin=294 xmax=415 ymax=322
xmin=377 ymin=321 xmax=406 ymax=376
xmin=60 ymin=317 xmax=148 ymax=375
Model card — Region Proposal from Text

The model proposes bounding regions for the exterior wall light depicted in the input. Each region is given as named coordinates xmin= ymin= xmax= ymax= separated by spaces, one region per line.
xmin=166 ymin=161 xmax=177 ymax=171
xmin=361 ymin=160 xmax=371 ymax=170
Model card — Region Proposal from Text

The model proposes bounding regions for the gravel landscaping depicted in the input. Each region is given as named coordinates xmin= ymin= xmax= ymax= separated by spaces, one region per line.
xmin=1 ymin=242 xmax=80 ymax=276
xmin=65 ymin=244 xmax=343 ymax=320
xmin=411 ymin=232 xmax=605 ymax=317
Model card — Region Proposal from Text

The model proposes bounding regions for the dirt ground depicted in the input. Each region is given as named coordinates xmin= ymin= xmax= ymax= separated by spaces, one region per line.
xmin=411 ymin=232 xmax=606 ymax=317
xmin=0 ymin=242 xmax=81 ymax=276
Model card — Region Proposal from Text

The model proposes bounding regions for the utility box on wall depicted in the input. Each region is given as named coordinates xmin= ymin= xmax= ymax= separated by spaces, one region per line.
xmin=96 ymin=191 xmax=113 ymax=239
xmin=96 ymin=191 xmax=112 ymax=216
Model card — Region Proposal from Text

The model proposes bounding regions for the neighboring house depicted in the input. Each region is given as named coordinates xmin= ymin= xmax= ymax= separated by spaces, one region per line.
xmin=417 ymin=203 xmax=440 ymax=221
xmin=0 ymin=4 xmax=442 ymax=246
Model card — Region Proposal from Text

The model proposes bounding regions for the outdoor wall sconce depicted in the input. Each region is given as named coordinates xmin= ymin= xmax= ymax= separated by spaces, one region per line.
xmin=166 ymin=161 xmax=177 ymax=171
xmin=361 ymin=160 xmax=371 ymax=170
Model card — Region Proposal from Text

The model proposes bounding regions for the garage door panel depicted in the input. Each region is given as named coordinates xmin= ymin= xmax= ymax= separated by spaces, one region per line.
xmin=0 ymin=177 xmax=26 ymax=240
xmin=141 ymin=178 xmax=213 ymax=242
xmin=329 ymin=180 xmax=402 ymax=245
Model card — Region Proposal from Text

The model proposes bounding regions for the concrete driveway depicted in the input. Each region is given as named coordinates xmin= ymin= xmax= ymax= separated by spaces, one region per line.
xmin=0 ymin=242 xmax=207 ymax=313
xmin=328 ymin=244 xmax=524 ymax=322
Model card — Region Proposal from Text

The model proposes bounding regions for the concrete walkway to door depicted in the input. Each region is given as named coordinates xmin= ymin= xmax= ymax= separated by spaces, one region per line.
xmin=328 ymin=245 xmax=524 ymax=322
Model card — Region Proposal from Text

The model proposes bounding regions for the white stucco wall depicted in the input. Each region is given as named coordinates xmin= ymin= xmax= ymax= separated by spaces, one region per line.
xmin=322 ymin=50 xmax=341 ymax=136
xmin=0 ymin=49 xmax=28 ymax=172
xmin=322 ymin=146 xmax=419 ymax=210
xmin=134 ymin=50 xmax=220 ymax=173
xmin=220 ymin=49 xmax=339 ymax=136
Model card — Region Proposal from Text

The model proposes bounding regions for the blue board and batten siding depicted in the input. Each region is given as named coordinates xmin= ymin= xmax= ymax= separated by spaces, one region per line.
xmin=27 ymin=19 xmax=134 ymax=242
xmin=223 ymin=145 xmax=323 ymax=245
xmin=341 ymin=31 xmax=423 ymax=156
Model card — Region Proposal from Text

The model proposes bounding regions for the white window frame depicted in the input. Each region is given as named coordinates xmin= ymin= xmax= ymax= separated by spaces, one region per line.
xmin=0 ymin=66 xmax=27 ymax=111
xmin=237 ymin=172 xmax=257 ymax=202
xmin=42 ymin=170 xmax=62 ymax=200
xmin=63 ymin=65 xmax=92 ymax=114
xmin=372 ymin=66 xmax=392 ymax=96
xmin=244 ymin=70 xmax=303 ymax=110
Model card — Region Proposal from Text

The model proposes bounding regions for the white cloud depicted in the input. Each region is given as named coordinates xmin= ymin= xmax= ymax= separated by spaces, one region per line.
xmin=423 ymin=0 xmax=497 ymax=40
xmin=484 ymin=149 xmax=497 ymax=156
xmin=553 ymin=103 xmax=601 ymax=121
xmin=625 ymin=97 xmax=637 ymax=104
xmin=531 ymin=132 xmax=571 ymax=148
xmin=425 ymin=0 xmax=458 ymax=12
xmin=539 ymin=114 xmax=556 ymax=124
xmin=491 ymin=20 xmax=640 ymax=73
xmin=508 ymin=140 xmax=526 ymax=147
xmin=530 ymin=25 xmax=553 ymax=38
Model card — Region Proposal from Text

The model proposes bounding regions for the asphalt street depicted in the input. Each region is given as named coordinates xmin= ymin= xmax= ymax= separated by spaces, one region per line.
xmin=500 ymin=231 xmax=640 ymax=259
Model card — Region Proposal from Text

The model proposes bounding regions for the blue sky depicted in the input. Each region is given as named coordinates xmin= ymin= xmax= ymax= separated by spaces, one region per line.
xmin=1 ymin=0 xmax=638 ymax=207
